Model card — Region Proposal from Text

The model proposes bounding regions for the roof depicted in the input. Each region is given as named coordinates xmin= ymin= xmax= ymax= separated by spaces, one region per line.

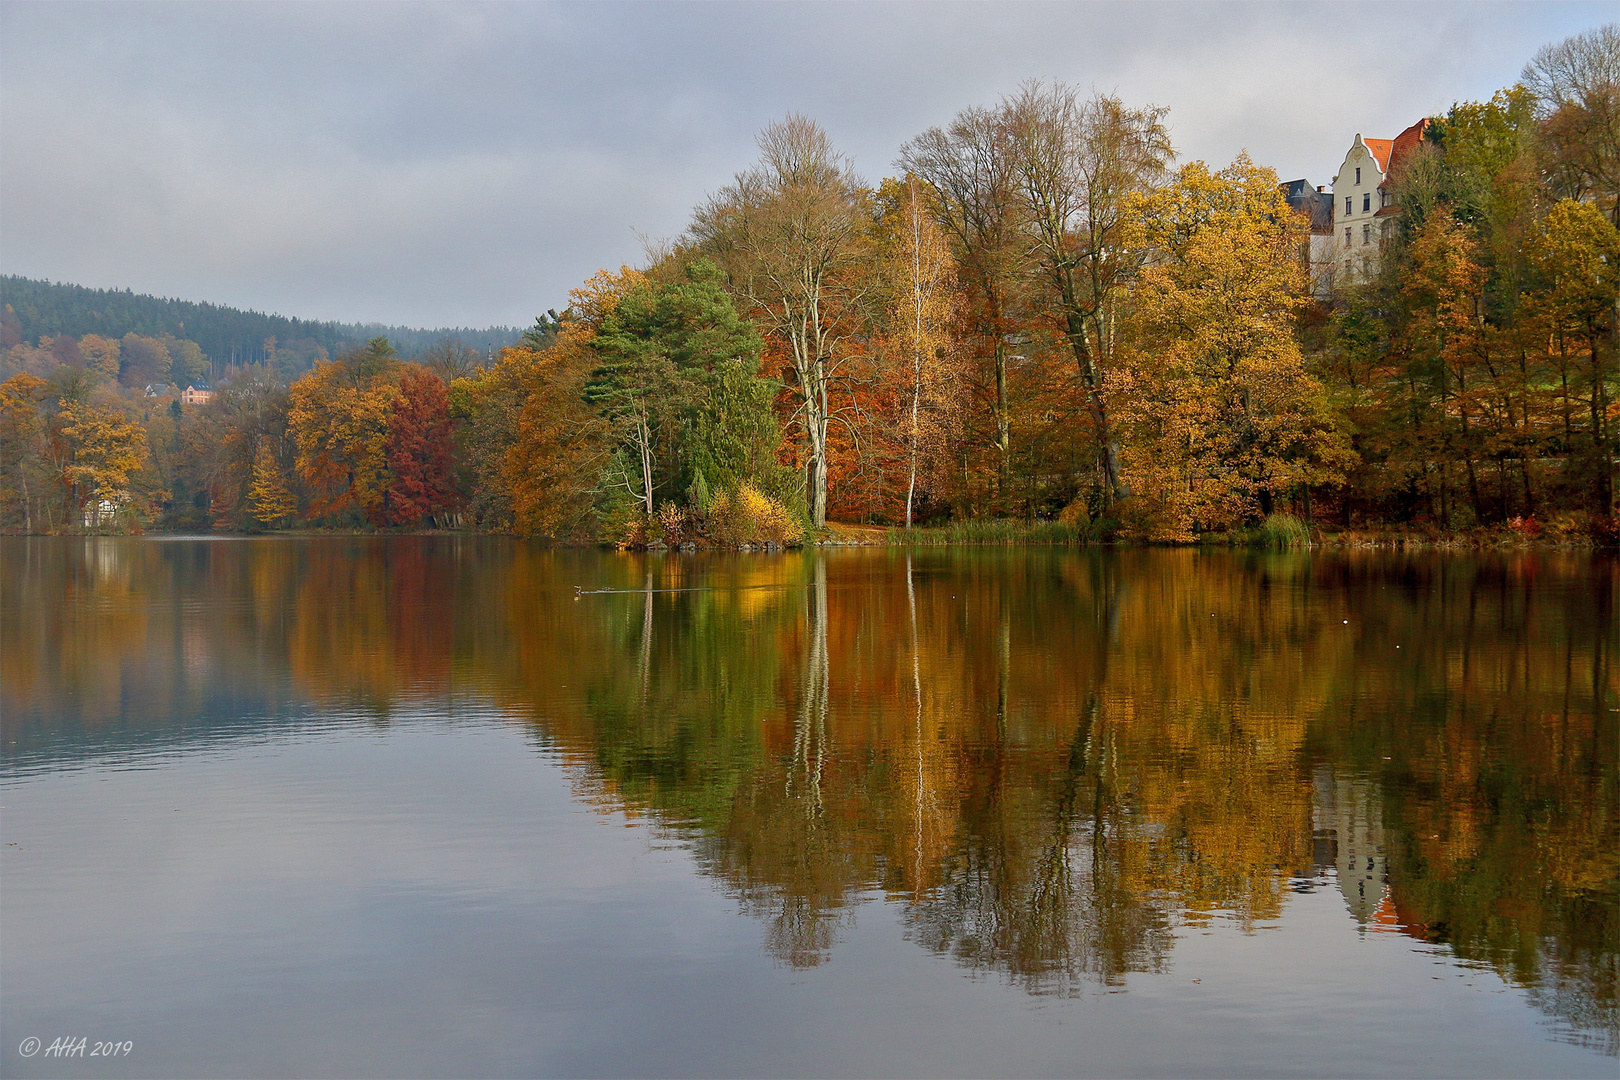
xmin=1386 ymin=118 xmax=1431 ymax=178
xmin=1360 ymin=119 xmax=1432 ymax=183
xmin=1364 ymin=138 xmax=1395 ymax=174
xmin=1281 ymin=179 xmax=1335 ymax=231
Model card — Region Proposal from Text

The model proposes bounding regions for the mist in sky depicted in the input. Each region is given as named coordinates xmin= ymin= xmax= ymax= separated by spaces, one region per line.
xmin=1 ymin=1 xmax=1610 ymax=328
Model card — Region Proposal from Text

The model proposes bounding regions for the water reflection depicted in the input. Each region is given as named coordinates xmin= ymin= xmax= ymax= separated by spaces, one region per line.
xmin=2 ymin=537 xmax=1615 ymax=1054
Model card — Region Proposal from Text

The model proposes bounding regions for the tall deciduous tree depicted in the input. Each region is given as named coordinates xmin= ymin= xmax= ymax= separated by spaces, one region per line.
xmin=879 ymin=177 xmax=962 ymax=527
xmin=0 ymin=372 xmax=48 ymax=531
xmin=56 ymin=402 xmax=145 ymax=520
xmin=119 ymin=333 xmax=171 ymax=387
xmin=1398 ymin=213 xmax=1493 ymax=524
xmin=900 ymin=107 xmax=1024 ymax=499
xmin=1523 ymin=198 xmax=1620 ymax=513
xmin=1004 ymin=84 xmax=1174 ymax=507
xmin=288 ymin=339 xmax=401 ymax=523
xmin=384 ymin=369 xmax=458 ymax=526
xmin=1522 ymin=22 xmax=1620 ymax=225
xmin=1119 ymin=157 xmax=1352 ymax=538
xmin=79 ymin=335 xmax=121 ymax=381
xmin=494 ymin=270 xmax=635 ymax=537
xmin=691 ymin=115 xmax=870 ymax=527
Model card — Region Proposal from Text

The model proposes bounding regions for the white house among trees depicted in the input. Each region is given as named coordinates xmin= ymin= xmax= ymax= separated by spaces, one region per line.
xmin=1329 ymin=119 xmax=1432 ymax=285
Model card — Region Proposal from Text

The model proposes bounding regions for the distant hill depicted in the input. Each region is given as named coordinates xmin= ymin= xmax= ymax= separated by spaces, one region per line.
xmin=0 ymin=276 xmax=526 ymax=377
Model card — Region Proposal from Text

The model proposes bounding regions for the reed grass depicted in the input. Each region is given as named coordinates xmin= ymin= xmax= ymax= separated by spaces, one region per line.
xmin=883 ymin=518 xmax=1112 ymax=546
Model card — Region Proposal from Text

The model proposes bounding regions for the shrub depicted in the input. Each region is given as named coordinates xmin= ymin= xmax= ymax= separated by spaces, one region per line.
xmin=1507 ymin=514 xmax=1542 ymax=539
xmin=1057 ymin=497 xmax=1091 ymax=528
xmin=658 ymin=501 xmax=686 ymax=545
xmin=707 ymin=483 xmax=803 ymax=547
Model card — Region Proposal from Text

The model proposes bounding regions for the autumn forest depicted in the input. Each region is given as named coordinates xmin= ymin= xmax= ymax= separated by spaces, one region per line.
xmin=2 ymin=26 xmax=1616 ymax=546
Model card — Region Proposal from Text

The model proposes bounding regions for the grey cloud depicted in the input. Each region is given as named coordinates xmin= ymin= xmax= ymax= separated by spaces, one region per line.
xmin=1 ymin=1 xmax=1611 ymax=327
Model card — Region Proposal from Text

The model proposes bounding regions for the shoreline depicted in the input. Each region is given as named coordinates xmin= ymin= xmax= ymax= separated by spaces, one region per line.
xmin=7 ymin=523 xmax=1613 ymax=553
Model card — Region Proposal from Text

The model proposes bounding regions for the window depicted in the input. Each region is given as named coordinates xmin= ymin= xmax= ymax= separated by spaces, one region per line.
xmin=1345 ymin=196 xmax=1352 ymax=216
xmin=1363 ymin=193 xmax=1371 ymax=212
xmin=1345 ymin=228 xmax=1352 ymax=247
xmin=1362 ymin=224 xmax=1371 ymax=245
xmin=1355 ymin=167 xmax=1361 ymax=184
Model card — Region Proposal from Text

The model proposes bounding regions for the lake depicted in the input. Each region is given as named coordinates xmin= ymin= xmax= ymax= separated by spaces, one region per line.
xmin=2 ymin=537 xmax=1615 ymax=1078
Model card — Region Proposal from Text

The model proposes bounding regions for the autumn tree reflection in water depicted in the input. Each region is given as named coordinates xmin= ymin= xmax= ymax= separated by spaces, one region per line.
xmin=1 ymin=539 xmax=1614 ymax=1048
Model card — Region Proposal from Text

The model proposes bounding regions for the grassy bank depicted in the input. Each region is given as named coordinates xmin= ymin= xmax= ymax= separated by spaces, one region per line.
xmin=820 ymin=512 xmax=1616 ymax=551
xmin=811 ymin=519 xmax=1112 ymax=546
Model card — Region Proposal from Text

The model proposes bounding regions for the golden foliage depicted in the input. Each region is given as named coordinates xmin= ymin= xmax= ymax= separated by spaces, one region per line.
xmin=1117 ymin=157 xmax=1352 ymax=539
xmin=56 ymin=401 xmax=146 ymax=509
xmin=247 ymin=443 xmax=297 ymax=526
xmin=707 ymin=482 xmax=803 ymax=546
xmin=287 ymin=360 xmax=400 ymax=521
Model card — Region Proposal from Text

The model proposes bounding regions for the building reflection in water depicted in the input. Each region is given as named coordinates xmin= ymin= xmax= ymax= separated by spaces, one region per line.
xmin=1312 ymin=767 xmax=1389 ymax=927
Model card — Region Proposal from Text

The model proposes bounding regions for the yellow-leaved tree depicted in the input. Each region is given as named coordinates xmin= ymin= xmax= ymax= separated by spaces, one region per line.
xmin=247 ymin=442 xmax=298 ymax=527
xmin=1117 ymin=156 xmax=1352 ymax=540
xmin=1522 ymin=197 xmax=1620 ymax=514
xmin=56 ymin=402 xmax=147 ymax=524
xmin=287 ymin=338 xmax=401 ymax=523
xmin=1395 ymin=212 xmax=1493 ymax=526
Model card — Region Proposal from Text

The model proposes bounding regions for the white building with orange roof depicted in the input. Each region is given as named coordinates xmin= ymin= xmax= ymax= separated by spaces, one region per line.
xmin=1330 ymin=119 xmax=1432 ymax=286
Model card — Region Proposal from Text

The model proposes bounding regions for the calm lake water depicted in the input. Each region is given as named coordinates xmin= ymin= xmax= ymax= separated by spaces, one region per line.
xmin=2 ymin=537 xmax=1615 ymax=1079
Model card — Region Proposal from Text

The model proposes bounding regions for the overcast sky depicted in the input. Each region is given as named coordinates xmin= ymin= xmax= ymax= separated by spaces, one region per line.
xmin=1 ymin=1 xmax=1611 ymax=329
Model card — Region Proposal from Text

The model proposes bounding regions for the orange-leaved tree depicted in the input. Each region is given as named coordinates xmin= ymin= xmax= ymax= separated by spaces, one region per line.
xmin=0 ymin=372 xmax=49 ymax=531
xmin=475 ymin=269 xmax=638 ymax=536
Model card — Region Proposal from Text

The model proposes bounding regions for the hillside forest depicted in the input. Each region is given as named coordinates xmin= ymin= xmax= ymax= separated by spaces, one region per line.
xmin=2 ymin=26 xmax=1616 ymax=544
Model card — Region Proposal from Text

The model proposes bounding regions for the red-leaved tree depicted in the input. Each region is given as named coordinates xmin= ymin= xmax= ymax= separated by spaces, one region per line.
xmin=384 ymin=369 xmax=457 ymax=526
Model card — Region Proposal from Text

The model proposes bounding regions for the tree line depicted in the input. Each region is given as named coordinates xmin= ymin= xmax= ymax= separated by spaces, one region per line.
xmin=1 ymin=24 xmax=1615 ymax=541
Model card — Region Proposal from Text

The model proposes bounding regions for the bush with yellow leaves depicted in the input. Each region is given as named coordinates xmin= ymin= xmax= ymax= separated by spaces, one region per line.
xmin=706 ymin=482 xmax=803 ymax=547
